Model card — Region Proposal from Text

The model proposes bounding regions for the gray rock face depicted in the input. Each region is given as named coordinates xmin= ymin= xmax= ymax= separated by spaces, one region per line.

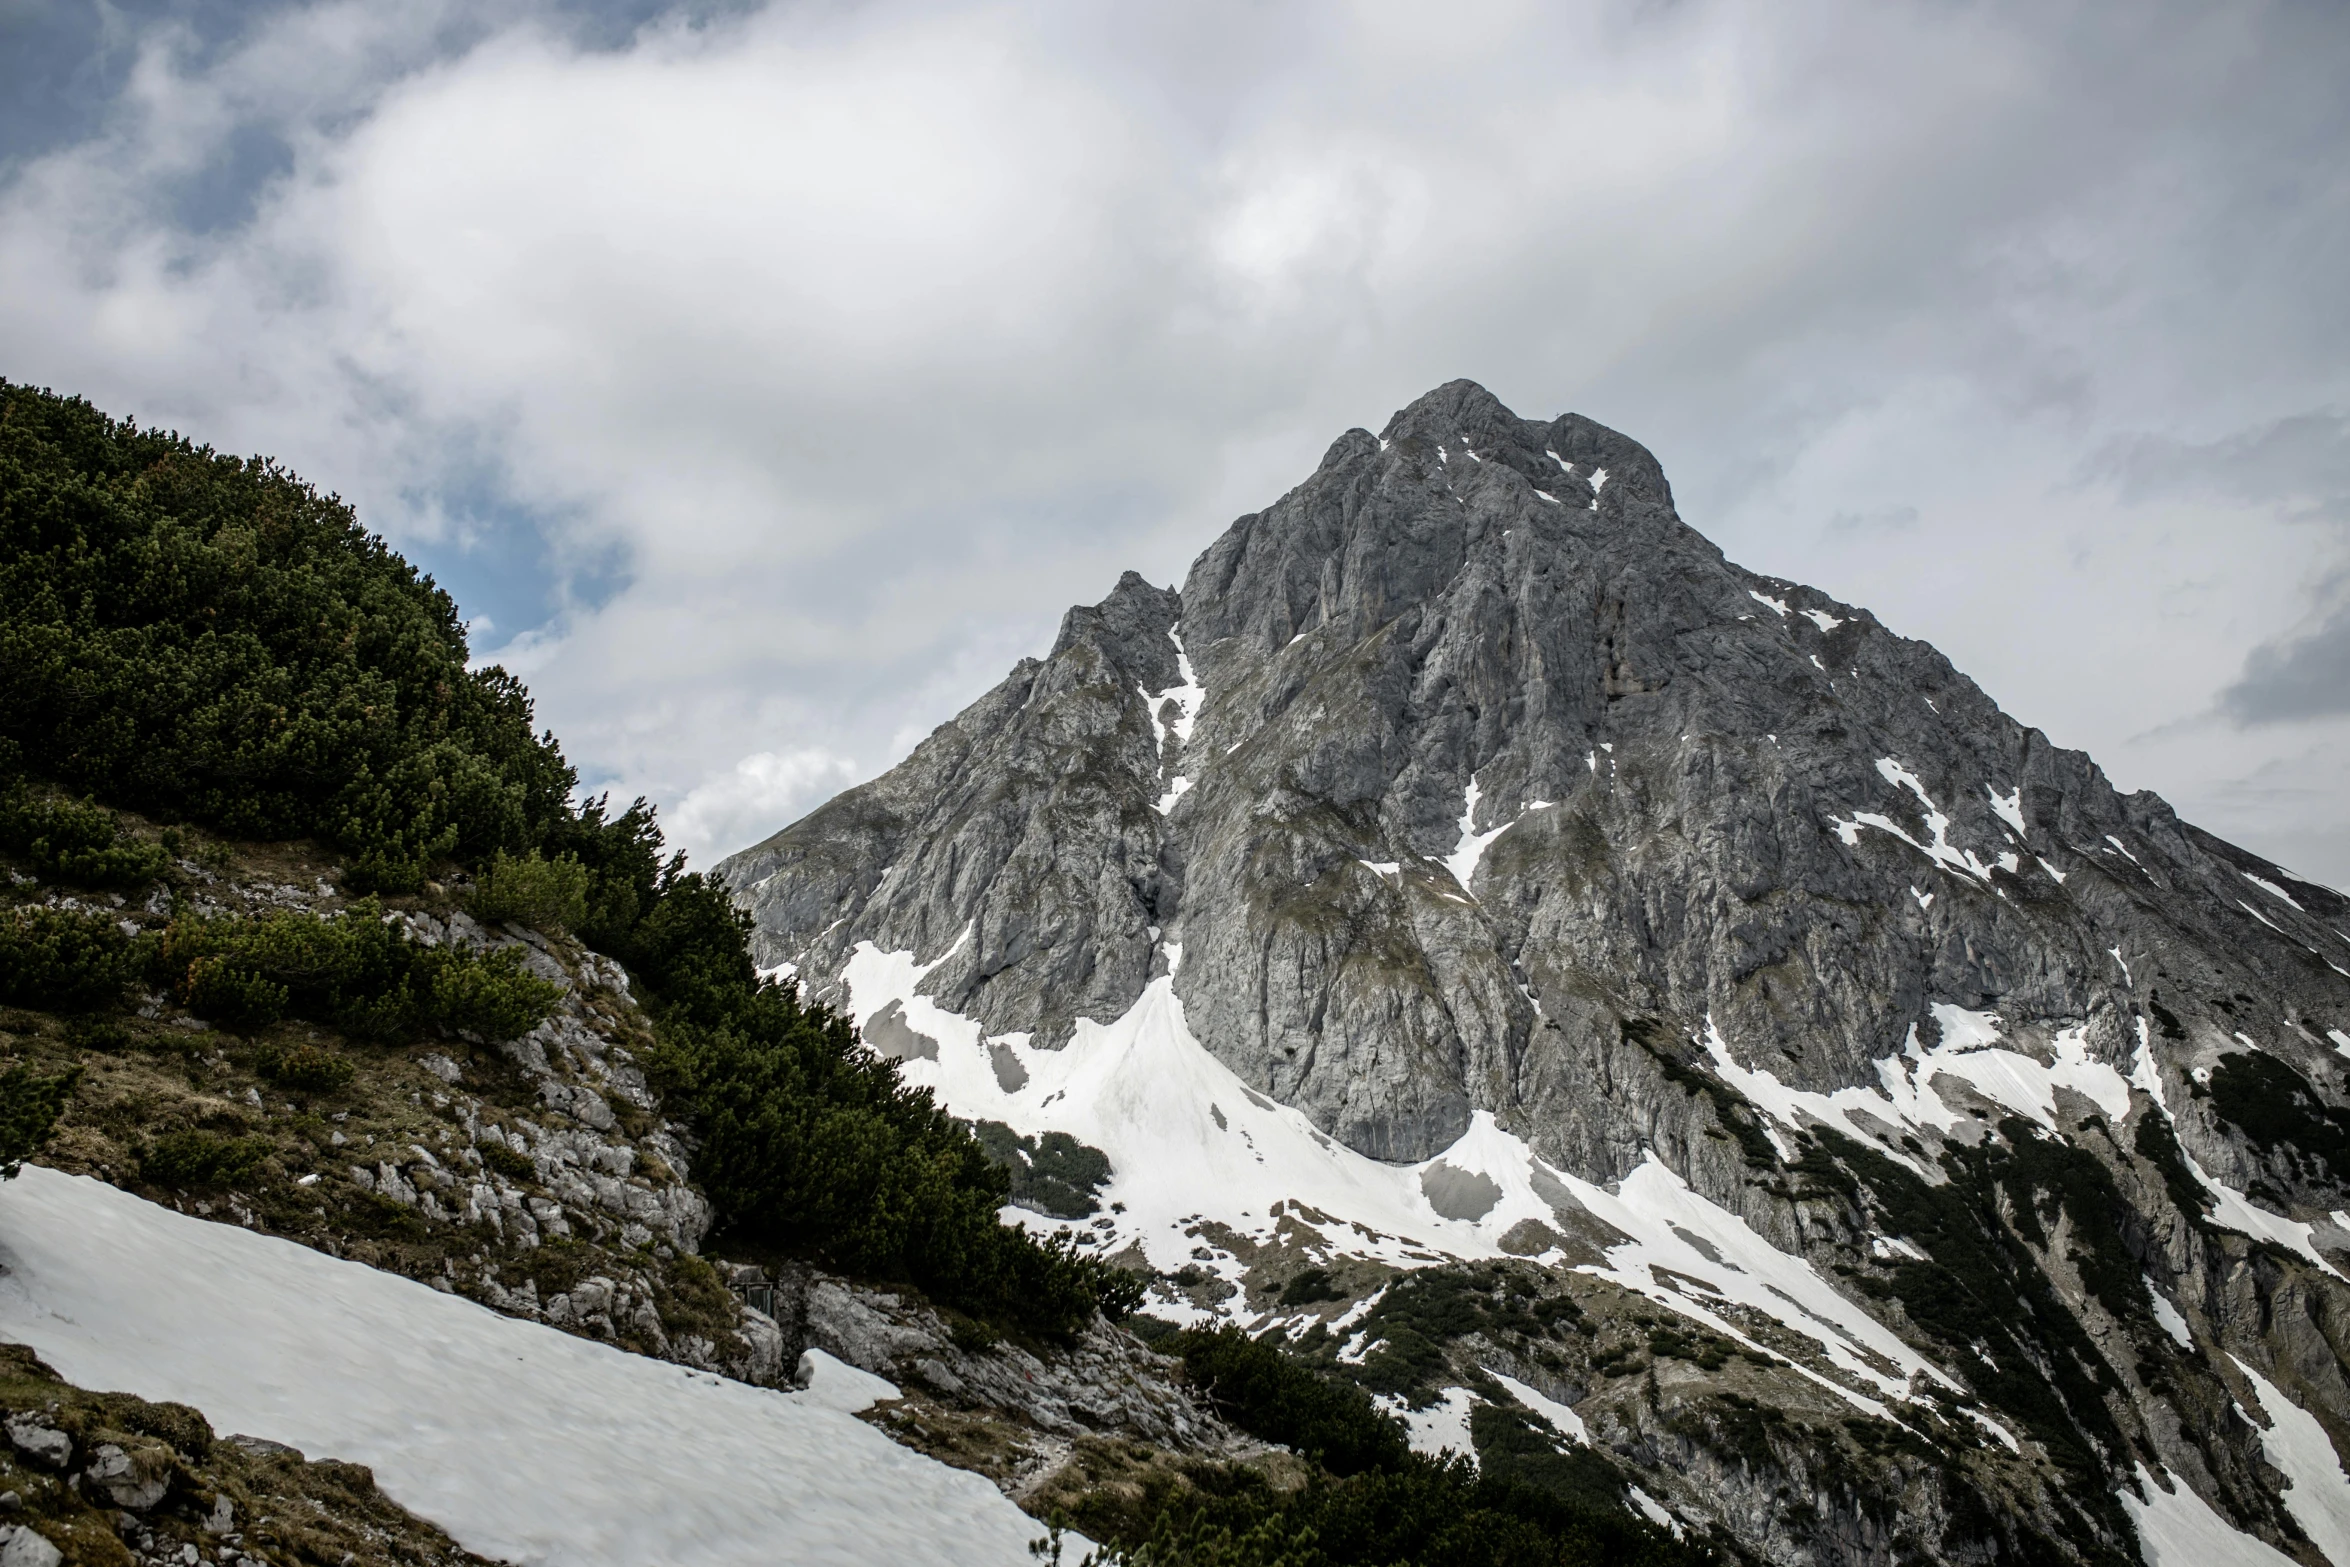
xmin=799 ymin=1270 xmax=1230 ymax=1454
xmin=721 ymin=379 xmax=2350 ymax=1563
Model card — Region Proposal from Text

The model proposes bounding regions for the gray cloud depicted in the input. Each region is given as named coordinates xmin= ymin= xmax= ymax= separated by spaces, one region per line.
xmin=1825 ymin=505 xmax=1919 ymax=536
xmin=2223 ymin=598 xmax=2350 ymax=724
xmin=1 ymin=0 xmax=2347 ymax=874
xmin=2093 ymin=411 xmax=2350 ymax=526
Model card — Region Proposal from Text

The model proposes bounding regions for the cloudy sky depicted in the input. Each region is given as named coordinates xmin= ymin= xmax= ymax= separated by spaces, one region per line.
xmin=4 ymin=0 xmax=2346 ymax=881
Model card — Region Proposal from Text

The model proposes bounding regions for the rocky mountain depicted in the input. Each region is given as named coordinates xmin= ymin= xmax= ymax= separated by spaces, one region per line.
xmin=720 ymin=379 xmax=2350 ymax=1565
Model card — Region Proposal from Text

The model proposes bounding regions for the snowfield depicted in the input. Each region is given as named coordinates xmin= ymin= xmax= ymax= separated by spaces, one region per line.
xmin=0 ymin=1166 xmax=1052 ymax=1567
xmin=842 ymin=946 xmax=1953 ymax=1413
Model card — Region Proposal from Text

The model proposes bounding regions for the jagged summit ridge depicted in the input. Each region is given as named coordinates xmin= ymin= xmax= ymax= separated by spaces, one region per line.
xmin=724 ymin=378 xmax=2341 ymax=1168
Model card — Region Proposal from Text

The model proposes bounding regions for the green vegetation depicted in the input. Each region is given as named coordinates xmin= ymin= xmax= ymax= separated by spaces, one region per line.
xmin=1809 ymin=1126 xmax=2127 ymax=1486
xmin=973 ymin=1119 xmax=1113 ymax=1218
xmin=0 ymin=905 xmax=141 ymax=1010
xmin=1279 ymin=1267 xmax=1345 ymax=1307
xmin=1053 ymin=1326 xmax=1710 ymax=1567
xmin=640 ymin=914 xmax=1145 ymax=1337
xmin=0 ymin=786 xmax=172 ymax=886
xmin=469 ymin=848 xmax=591 ymax=935
xmin=157 ymin=900 xmax=562 ymax=1040
xmin=0 ymin=379 xmax=576 ymax=894
xmin=0 ymin=1062 xmax=82 ymax=1177
xmin=1174 ymin=1326 xmax=1410 ymax=1476
xmin=254 ymin=1040 xmax=357 ymax=1095
xmin=479 ymin=1140 xmax=538 ymax=1183
xmin=0 ymin=379 xmax=1146 ymax=1342
xmin=2132 ymin=1113 xmax=2217 ymax=1232
xmin=139 ymin=1128 xmax=276 ymax=1189
xmin=1314 ymin=1265 xmax=1584 ymax=1403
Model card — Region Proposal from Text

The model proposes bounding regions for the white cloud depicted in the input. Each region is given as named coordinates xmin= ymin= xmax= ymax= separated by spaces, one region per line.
xmin=2 ymin=0 xmax=2346 ymax=873
xmin=663 ymin=748 xmax=858 ymax=870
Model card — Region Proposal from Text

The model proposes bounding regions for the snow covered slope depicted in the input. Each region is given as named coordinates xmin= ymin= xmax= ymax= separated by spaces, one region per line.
xmin=0 ymin=1166 xmax=1052 ymax=1567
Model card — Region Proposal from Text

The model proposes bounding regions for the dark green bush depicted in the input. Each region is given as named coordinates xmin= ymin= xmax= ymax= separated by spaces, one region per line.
xmin=0 ymin=379 xmax=581 ymax=892
xmin=972 ymin=1119 xmax=1113 ymax=1217
xmin=1280 ymin=1268 xmax=1344 ymax=1307
xmin=469 ymin=849 xmax=591 ymax=934
xmin=140 ymin=1129 xmax=272 ymax=1189
xmin=64 ymin=1015 xmax=132 ymax=1052
xmin=0 ymin=907 xmax=140 ymax=1011
xmin=159 ymin=901 xmax=561 ymax=1042
xmin=648 ymin=960 xmax=1142 ymax=1339
xmin=2209 ymin=1051 xmax=2350 ymax=1183
xmin=1066 ymin=1331 xmax=1710 ymax=1567
xmin=0 ymin=788 xmax=172 ymax=887
xmin=480 ymin=1139 xmax=537 ymax=1182
xmin=1173 ymin=1326 xmax=1410 ymax=1477
xmin=184 ymin=956 xmax=289 ymax=1031
xmin=0 ymin=1064 xmax=81 ymax=1177
xmin=255 ymin=1041 xmax=356 ymax=1095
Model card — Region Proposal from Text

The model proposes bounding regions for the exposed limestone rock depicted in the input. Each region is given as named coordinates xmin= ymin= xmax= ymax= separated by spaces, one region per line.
xmin=721 ymin=379 xmax=2350 ymax=1565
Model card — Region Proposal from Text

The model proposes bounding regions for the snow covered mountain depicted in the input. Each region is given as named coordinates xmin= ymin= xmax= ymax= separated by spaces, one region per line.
xmin=719 ymin=379 xmax=2350 ymax=1565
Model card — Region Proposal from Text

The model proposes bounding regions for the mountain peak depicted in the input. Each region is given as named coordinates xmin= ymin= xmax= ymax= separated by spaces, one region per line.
xmin=717 ymin=384 xmax=2350 ymax=1563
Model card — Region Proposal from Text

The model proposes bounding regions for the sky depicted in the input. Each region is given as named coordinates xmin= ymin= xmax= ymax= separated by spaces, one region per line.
xmin=3 ymin=0 xmax=2346 ymax=882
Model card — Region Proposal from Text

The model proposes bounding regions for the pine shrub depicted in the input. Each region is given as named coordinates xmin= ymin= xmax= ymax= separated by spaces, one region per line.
xmin=0 ymin=906 xmax=141 ymax=1011
xmin=0 ymin=788 xmax=172 ymax=887
xmin=158 ymin=901 xmax=561 ymax=1042
xmin=470 ymin=849 xmax=591 ymax=934
xmin=0 ymin=1064 xmax=81 ymax=1177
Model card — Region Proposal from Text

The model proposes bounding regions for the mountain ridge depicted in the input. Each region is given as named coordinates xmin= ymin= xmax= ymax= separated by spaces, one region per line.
xmin=721 ymin=378 xmax=2350 ymax=1565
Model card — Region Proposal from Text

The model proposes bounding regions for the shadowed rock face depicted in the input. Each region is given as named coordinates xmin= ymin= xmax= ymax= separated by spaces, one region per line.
xmin=721 ymin=380 xmax=2350 ymax=1562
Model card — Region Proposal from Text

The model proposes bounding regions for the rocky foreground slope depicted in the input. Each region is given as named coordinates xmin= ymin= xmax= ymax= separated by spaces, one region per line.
xmin=722 ymin=380 xmax=2350 ymax=1565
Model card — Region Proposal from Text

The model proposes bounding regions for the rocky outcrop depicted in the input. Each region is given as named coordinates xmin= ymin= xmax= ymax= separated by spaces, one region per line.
xmin=761 ymin=1264 xmax=1242 ymax=1496
xmin=34 ymin=858 xmax=792 ymax=1390
xmin=721 ymin=380 xmax=2350 ymax=1564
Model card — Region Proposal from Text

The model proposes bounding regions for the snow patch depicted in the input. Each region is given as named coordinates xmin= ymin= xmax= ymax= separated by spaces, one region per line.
xmin=834 ymin=949 xmax=1974 ymax=1411
xmin=1987 ymin=786 xmax=2027 ymax=836
xmin=2124 ymin=1037 xmax=2342 ymax=1276
xmin=2122 ymin=1464 xmax=2297 ymax=1567
xmin=1394 ymin=1387 xmax=1479 ymax=1462
xmin=1628 ymin=1486 xmax=1682 ymax=1538
xmin=2197 ymin=1167 xmax=2342 ymax=1278
xmin=1801 ymin=608 xmax=1845 ymax=633
xmin=1748 ymin=590 xmax=1790 ymax=617
xmin=1488 ymin=1369 xmax=1587 ymax=1443
xmin=2235 ymin=1359 xmax=2350 ymax=1567
xmin=1570 ymin=1153 xmax=1951 ymax=1411
xmin=1702 ymin=1013 xmax=2130 ymax=1158
xmin=1141 ymin=627 xmax=1205 ymax=817
xmin=1829 ymin=759 xmax=2001 ymax=882
xmin=795 ymin=1348 xmax=901 ymax=1414
xmin=2244 ymin=872 xmax=2306 ymax=911
xmin=0 ymin=1169 xmax=1049 ymax=1567
xmin=1443 ymin=775 xmax=1531 ymax=895
xmin=2148 ymin=1287 xmax=2192 ymax=1349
